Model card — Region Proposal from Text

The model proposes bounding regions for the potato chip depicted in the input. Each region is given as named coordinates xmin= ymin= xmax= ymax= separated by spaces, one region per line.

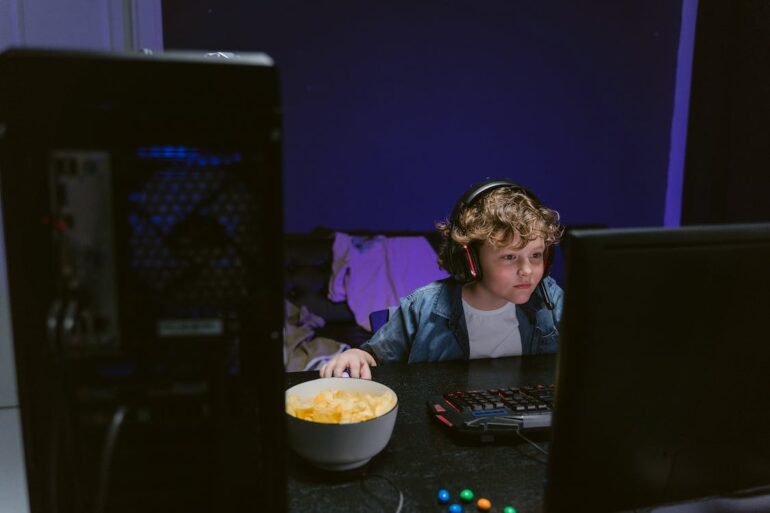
xmin=286 ymin=389 xmax=397 ymax=424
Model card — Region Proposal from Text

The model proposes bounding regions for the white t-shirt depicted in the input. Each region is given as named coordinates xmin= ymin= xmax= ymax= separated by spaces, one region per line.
xmin=462 ymin=299 xmax=522 ymax=359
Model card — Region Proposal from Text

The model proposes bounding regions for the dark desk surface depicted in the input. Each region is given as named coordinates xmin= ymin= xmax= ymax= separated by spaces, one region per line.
xmin=286 ymin=354 xmax=556 ymax=513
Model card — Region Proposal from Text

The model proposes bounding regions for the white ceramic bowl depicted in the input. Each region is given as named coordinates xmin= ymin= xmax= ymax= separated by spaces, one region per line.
xmin=285 ymin=377 xmax=399 ymax=471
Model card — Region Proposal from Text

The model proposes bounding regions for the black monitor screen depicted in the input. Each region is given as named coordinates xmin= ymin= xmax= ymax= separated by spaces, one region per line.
xmin=545 ymin=223 xmax=770 ymax=512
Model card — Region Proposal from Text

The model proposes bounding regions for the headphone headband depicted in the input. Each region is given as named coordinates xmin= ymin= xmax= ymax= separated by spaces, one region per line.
xmin=449 ymin=178 xmax=532 ymax=229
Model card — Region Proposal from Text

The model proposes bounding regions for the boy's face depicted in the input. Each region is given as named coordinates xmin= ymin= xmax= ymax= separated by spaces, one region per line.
xmin=474 ymin=237 xmax=546 ymax=307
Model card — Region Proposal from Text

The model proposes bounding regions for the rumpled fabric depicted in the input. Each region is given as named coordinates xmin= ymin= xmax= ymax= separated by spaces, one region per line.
xmin=283 ymin=300 xmax=350 ymax=372
xmin=328 ymin=233 xmax=449 ymax=331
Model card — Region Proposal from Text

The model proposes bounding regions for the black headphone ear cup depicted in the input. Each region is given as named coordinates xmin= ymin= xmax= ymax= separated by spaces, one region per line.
xmin=448 ymin=243 xmax=467 ymax=282
xmin=448 ymin=242 xmax=482 ymax=283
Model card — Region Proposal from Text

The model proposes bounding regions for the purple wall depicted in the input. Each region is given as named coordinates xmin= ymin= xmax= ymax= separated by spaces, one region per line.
xmin=163 ymin=1 xmax=683 ymax=233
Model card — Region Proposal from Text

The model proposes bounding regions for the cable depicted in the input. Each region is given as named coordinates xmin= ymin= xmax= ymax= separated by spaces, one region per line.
xmin=93 ymin=405 xmax=128 ymax=513
xmin=515 ymin=429 xmax=549 ymax=457
xmin=361 ymin=471 xmax=404 ymax=513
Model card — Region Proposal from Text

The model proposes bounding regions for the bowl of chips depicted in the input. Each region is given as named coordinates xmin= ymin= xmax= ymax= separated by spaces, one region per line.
xmin=285 ymin=377 xmax=398 ymax=470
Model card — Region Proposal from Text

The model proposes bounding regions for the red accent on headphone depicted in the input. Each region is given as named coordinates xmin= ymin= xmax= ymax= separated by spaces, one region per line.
xmin=462 ymin=244 xmax=478 ymax=279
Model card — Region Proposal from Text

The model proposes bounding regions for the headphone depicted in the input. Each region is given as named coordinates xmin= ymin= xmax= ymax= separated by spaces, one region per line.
xmin=447 ymin=178 xmax=555 ymax=310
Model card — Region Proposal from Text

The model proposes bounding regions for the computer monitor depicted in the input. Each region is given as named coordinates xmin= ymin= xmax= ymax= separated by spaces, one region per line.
xmin=544 ymin=223 xmax=770 ymax=512
xmin=0 ymin=49 xmax=286 ymax=512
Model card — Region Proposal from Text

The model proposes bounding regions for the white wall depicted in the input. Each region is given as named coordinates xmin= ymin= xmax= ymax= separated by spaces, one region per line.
xmin=0 ymin=191 xmax=16 ymax=409
xmin=0 ymin=3 xmax=163 ymax=511
xmin=0 ymin=0 xmax=163 ymax=52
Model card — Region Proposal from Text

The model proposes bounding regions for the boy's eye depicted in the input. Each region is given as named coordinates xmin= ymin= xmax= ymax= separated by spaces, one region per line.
xmin=531 ymin=252 xmax=544 ymax=259
xmin=502 ymin=254 xmax=516 ymax=261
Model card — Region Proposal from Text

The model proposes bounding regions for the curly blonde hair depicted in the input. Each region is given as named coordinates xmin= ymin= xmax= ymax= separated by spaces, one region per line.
xmin=436 ymin=186 xmax=563 ymax=272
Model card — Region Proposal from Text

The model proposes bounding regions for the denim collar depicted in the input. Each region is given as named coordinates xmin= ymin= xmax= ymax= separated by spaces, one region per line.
xmin=430 ymin=279 xmax=466 ymax=357
xmin=433 ymin=278 xmax=463 ymax=320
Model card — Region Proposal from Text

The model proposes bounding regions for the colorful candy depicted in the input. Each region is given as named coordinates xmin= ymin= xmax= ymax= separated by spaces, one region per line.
xmin=434 ymin=487 xmax=515 ymax=513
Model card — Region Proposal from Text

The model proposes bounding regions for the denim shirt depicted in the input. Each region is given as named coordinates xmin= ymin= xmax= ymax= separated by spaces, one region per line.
xmin=360 ymin=276 xmax=563 ymax=363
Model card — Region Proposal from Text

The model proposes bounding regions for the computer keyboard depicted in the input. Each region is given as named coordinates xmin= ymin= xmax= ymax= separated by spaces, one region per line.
xmin=427 ymin=384 xmax=555 ymax=442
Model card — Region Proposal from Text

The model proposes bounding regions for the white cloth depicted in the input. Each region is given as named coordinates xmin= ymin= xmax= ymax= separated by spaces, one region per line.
xmin=462 ymin=299 xmax=522 ymax=359
xmin=283 ymin=300 xmax=350 ymax=371
xmin=328 ymin=233 xmax=450 ymax=331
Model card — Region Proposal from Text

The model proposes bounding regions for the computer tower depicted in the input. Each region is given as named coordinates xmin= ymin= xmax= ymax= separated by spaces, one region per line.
xmin=0 ymin=48 xmax=286 ymax=512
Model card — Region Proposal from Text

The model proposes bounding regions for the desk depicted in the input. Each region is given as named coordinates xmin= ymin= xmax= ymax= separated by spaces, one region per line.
xmin=286 ymin=354 xmax=556 ymax=513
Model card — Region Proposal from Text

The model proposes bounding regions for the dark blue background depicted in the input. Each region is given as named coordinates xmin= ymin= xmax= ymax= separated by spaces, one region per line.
xmin=163 ymin=0 xmax=683 ymax=232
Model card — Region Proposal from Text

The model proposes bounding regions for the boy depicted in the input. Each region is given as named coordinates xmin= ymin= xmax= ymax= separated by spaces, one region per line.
xmin=320 ymin=179 xmax=564 ymax=379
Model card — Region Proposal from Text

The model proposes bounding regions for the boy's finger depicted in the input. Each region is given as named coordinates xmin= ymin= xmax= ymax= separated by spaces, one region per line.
xmin=360 ymin=362 xmax=372 ymax=380
xmin=333 ymin=359 xmax=349 ymax=377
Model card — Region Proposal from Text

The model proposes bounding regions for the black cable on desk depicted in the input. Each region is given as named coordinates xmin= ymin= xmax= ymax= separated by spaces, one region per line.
xmin=93 ymin=405 xmax=128 ymax=513
xmin=515 ymin=429 xmax=549 ymax=457
xmin=360 ymin=469 xmax=404 ymax=513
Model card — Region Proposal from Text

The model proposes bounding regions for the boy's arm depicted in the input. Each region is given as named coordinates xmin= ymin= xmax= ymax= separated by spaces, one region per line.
xmin=358 ymin=299 xmax=416 ymax=364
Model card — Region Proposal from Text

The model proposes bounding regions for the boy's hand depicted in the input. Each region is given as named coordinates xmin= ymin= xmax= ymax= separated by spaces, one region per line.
xmin=319 ymin=349 xmax=377 ymax=380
